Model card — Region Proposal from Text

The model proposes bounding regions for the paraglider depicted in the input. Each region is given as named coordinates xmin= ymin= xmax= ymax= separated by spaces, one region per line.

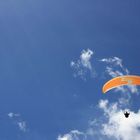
xmin=102 ymin=75 xmax=140 ymax=118
xmin=124 ymin=111 xmax=130 ymax=118
xmin=102 ymin=75 xmax=140 ymax=94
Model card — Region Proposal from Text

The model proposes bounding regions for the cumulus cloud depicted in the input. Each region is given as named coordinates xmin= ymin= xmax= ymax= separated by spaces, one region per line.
xmin=70 ymin=49 xmax=96 ymax=80
xmin=58 ymin=99 xmax=140 ymax=140
xmin=57 ymin=130 xmax=86 ymax=140
xmin=99 ymin=100 xmax=140 ymax=140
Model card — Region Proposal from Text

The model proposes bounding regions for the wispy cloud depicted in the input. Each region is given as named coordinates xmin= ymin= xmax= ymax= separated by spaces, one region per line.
xmin=8 ymin=112 xmax=28 ymax=132
xmin=80 ymin=49 xmax=93 ymax=70
xmin=100 ymin=57 xmax=139 ymax=96
xmin=70 ymin=49 xmax=96 ymax=80
xmin=100 ymin=57 xmax=129 ymax=73
xmin=8 ymin=112 xmax=20 ymax=118
xmin=17 ymin=121 xmax=27 ymax=132
xmin=100 ymin=57 xmax=129 ymax=76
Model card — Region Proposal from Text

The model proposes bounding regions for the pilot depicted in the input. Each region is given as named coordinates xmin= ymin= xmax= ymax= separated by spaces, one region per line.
xmin=124 ymin=111 xmax=130 ymax=118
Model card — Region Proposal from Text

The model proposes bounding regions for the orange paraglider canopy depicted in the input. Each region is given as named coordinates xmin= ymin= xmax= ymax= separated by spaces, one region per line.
xmin=103 ymin=75 xmax=140 ymax=93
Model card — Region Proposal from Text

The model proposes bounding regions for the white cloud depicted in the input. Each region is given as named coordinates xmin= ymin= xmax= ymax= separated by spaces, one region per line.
xmin=8 ymin=112 xmax=28 ymax=132
xmin=58 ymin=99 xmax=140 ymax=140
xmin=101 ymin=57 xmax=122 ymax=65
xmin=18 ymin=121 xmax=27 ymax=132
xmin=99 ymin=100 xmax=140 ymax=140
xmin=70 ymin=49 xmax=96 ymax=79
xmin=80 ymin=49 xmax=93 ymax=70
xmin=8 ymin=112 xmax=20 ymax=118
xmin=100 ymin=57 xmax=129 ymax=74
xmin=58 ymin=134 xmax=71 ymax=140
xmin=100 ymin=57 xmax=129 ymax=76
xmin=98 ymin=99 xmax=109 ymax=110
xmin=57 ymin=130 xmax=86 ymax=140
xmin=105 ymin=67 xmax=124 ymax=77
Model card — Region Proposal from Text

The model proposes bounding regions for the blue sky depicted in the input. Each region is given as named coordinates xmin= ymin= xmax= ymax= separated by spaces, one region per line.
xmin=0 ymin=0 xmax=140 ymax=140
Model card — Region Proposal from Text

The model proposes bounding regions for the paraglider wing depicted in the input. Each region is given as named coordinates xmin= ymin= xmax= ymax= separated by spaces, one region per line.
xmin=103 ymin=75 xmax=140 ymax=93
